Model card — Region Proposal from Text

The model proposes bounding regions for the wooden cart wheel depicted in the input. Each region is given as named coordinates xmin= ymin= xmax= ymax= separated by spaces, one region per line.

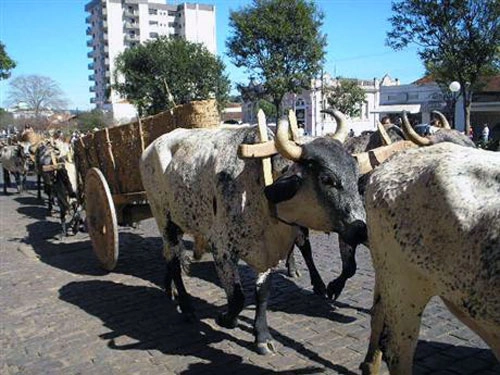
xmin=85 ymin=168 xmax=119 ymax=271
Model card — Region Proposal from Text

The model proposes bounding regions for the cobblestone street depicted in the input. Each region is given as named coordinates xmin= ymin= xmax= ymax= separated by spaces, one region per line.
xmin=0 ymin=174 xmax=498 ymax=375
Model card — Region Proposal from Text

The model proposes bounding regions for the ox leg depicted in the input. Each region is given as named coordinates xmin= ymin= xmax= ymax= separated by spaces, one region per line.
xmin=21 ymin=173 xmax=27 ymax=193
xmin=14 ymin=172 xmax=22 ymax=194
xmin=360 ymin=284 xmax=384 ymax=375
xmin=37 ymin=173 xmax=42 ymax=200
xmin=295 ymin=227 xmax=326 ymax=296
xmin=163 ymin=220 xmax=195 ymax=321
xmin=327 ymin=239 xmax=357 ymax=300
xmin=59 ymin=201 xmax=68 ymax=237
xmin=3 ymin=168 xmax=10 ymax=195
xmin=361 ymin=274 xmax=431 ymax=375
xmin=285 ymin=249 xmax=300 ymax=278
xmin=212 ymin=248 xmax=245 ymax=329
xmin=254 ymin=269 xmax=276 ymax=355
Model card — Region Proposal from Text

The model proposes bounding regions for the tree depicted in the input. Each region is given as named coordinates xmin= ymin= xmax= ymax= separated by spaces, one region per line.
xmin=386 ymin=0 xmax=500 ymax=135
xmin=227 ymin=0 xmax=327 ymax=116
xmin=7 ymin=75 xmax=68 ymax=116
xmin=113 ymin=37 xmax=230 ymax=116
xmin=325 ymin=78 xmax=367 ymax=117
xmin=76 ymin=109 xmax=113 ymax=132
xmin=0 ymin=42 xmax=16 ymax=80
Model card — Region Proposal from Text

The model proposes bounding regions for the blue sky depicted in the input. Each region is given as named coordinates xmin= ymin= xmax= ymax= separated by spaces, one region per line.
xmin=0 ymin=0 xmax=425 ymax=111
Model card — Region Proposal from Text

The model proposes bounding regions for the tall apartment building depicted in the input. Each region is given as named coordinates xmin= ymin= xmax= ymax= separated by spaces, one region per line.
xmin=85 ymin=0 xmax=216 ymax=123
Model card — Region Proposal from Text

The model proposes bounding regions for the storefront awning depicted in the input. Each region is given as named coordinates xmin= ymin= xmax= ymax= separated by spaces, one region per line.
xmin=371 ymin=104 xmax=422 ymax=114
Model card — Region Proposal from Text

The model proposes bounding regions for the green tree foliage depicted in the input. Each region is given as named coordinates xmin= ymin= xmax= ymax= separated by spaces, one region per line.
xmin=7 ymin=75 xmax=68 ymax=116
xmin=0 ymin=42 xmax=16 ymax=80
xmin=76 ymin=109 xmax=113 ymax=132
xmin=325 ymin=78 xmax=367 ymax=117
xmin=386 ymin=0 xmax=500 ymax=134
xmin=227 ymin=0 xmax=327 ymax=116
xmin=113 ymin=37 xmax=230 ymax=116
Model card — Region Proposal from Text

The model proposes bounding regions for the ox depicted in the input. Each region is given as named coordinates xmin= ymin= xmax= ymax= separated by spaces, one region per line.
xmin=360 ymin=142 xmax=499 ymax=374
xmin=140 ymin=117 xmax=368 ymax=354
xmin=294 ymin=110 xmax=477 ymax=301
xmin=36 ymin=140 xmax=81 ymax=236
xmin=1 ymin=144 xmax=28 ymax=195
xmin=284 ymin=110 xmax=407 ymax=300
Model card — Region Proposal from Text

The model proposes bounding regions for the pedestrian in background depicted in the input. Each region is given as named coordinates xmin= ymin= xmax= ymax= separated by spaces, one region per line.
xmin=482 ymin=123 xmax=490 ymax=143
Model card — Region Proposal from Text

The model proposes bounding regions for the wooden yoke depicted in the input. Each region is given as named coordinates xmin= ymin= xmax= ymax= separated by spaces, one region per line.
xmin=257 ymin=110 xmax=274 ymax=186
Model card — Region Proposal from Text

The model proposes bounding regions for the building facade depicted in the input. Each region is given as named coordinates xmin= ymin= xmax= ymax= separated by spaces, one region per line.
xmin=85 ymin=0 xmax=216 ymax=123
xmin=242 ymin=74 xmax=381 ymax=136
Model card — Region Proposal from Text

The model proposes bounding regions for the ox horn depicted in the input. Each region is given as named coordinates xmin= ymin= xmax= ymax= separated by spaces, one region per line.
xmin=377 ymin=121 xmax=392 ymax=145
xmin=275 ymin=116 xmax=302 ymax=161
xmin=321 ymin=108 xmax=348 ymax=143
xmin=431 ymin=110 xmax=451 ymax=129
xmin=401 ymin=111 xmax=431 ymax=146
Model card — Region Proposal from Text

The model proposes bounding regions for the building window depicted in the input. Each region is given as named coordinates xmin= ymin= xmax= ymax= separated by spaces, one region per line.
xmin=150 ymin=32 xmax=159 ymax=38
xmin=296 ymin=98 xmax=306 ymax=107
xmin=168 ymin=11 xmax=177 ymax=16
xmin=149 ymin=8 xmax=158 ymax=15
xmin=387 ymin=95 xmax=399 ymax=101
xmin=149 ymin=21 xmax=158 ymax=25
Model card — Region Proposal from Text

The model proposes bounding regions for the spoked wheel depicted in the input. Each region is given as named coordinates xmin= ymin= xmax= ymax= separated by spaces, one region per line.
xmin=85 ymin=168 xmax=119 ymax=271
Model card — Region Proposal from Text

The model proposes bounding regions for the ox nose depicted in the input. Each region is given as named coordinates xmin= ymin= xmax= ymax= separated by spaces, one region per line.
xmin=341 ymin=220 xmax=367 ymax=247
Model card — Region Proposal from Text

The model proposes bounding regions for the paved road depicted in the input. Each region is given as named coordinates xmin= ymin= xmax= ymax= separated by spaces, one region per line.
xmin=0 ymin=174 xmax=498 ymax=375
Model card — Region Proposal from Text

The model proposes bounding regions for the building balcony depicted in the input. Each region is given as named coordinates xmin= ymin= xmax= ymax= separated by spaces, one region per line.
xmin=124 ymin=22 xmax=140 ymax=29
xmin=87 ymin=39 xmax=93 ymax=47
xmin=85 ymin=15 xmax=92 ymax=23
xmin=88 ymin=62 xmax=94 ymax=70
xmin=87 ymin=51 xmax=94 ymax=58
xmin=86 ymin=27 xmax=92 ymax=35
xmin=89 ymin=86 xmax=96 ymax=92
xmin=89 ymin=74 xmax=96 ymax=81
xmin=90 ymin=97 xmax=97 ymax=104
xmin=124 ymin=34 xmax=140 ymax=42
xmin=123 ymin=9 xmax=138 ymax=18
xmin=102 ymin=20 xmax=108 ymax=29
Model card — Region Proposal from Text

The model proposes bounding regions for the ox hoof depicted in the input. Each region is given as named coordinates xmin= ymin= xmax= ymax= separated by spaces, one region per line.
xmin=287 ymin=267 xmax=301 ymax=278
xmin=256 ymin=340 xmax=276 ymax=355
xmin=216 ymin=313 xmax=238 ymax=329
xmin=312 ymin=282 xmax=327 ymax=297
xmin=326 ymin=278 xmax=346 ymax=301
xmin=359 ymin=361 xmax=378 ymax=375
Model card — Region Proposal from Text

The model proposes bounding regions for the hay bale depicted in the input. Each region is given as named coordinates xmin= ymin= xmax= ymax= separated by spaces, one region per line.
xmin=173 ymin=99 xmax=220 ymax=129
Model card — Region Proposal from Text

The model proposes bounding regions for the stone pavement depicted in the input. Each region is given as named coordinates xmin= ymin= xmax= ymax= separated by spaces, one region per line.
xmin=0 ymin=175 xmax=498 ymax=375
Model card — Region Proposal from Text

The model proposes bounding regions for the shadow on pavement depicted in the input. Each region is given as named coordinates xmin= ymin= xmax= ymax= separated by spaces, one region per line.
xmin=59 ymin=280 xmax=329 ymax=375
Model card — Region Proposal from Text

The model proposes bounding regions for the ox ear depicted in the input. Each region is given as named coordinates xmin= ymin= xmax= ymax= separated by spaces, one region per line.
xmin=264 ymin=174 xmax=303 ymax=204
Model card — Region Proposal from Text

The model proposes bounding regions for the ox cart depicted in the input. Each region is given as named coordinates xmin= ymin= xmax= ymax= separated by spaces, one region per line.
xmin=73 ymin=100 xmax=220 ymax=270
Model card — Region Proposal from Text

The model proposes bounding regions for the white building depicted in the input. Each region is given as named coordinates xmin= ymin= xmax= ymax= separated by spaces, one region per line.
xmin=85 ymin=0 xmax=216 ymax=123
xmin=243 ymin=74 xmax=381 ymax=136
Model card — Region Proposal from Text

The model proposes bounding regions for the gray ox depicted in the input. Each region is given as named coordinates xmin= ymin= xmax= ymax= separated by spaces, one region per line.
xmin=1 ymin=144 xmax=28 ymax=195
xmin=361 ymin=142 xmax=500 ymax=374
xmin=297 ymin=109 xmax=477 ymax=301
xmin=140 ymin=117 xmax=367 ymax=354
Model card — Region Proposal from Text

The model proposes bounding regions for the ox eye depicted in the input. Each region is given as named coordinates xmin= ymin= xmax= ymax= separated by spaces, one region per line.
xmin=320 ymin=174 xmax=341 ymax=188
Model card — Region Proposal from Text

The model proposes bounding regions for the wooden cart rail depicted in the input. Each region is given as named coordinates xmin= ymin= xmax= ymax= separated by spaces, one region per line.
xmin=74 ymin=99 xmax=220 ymax=197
